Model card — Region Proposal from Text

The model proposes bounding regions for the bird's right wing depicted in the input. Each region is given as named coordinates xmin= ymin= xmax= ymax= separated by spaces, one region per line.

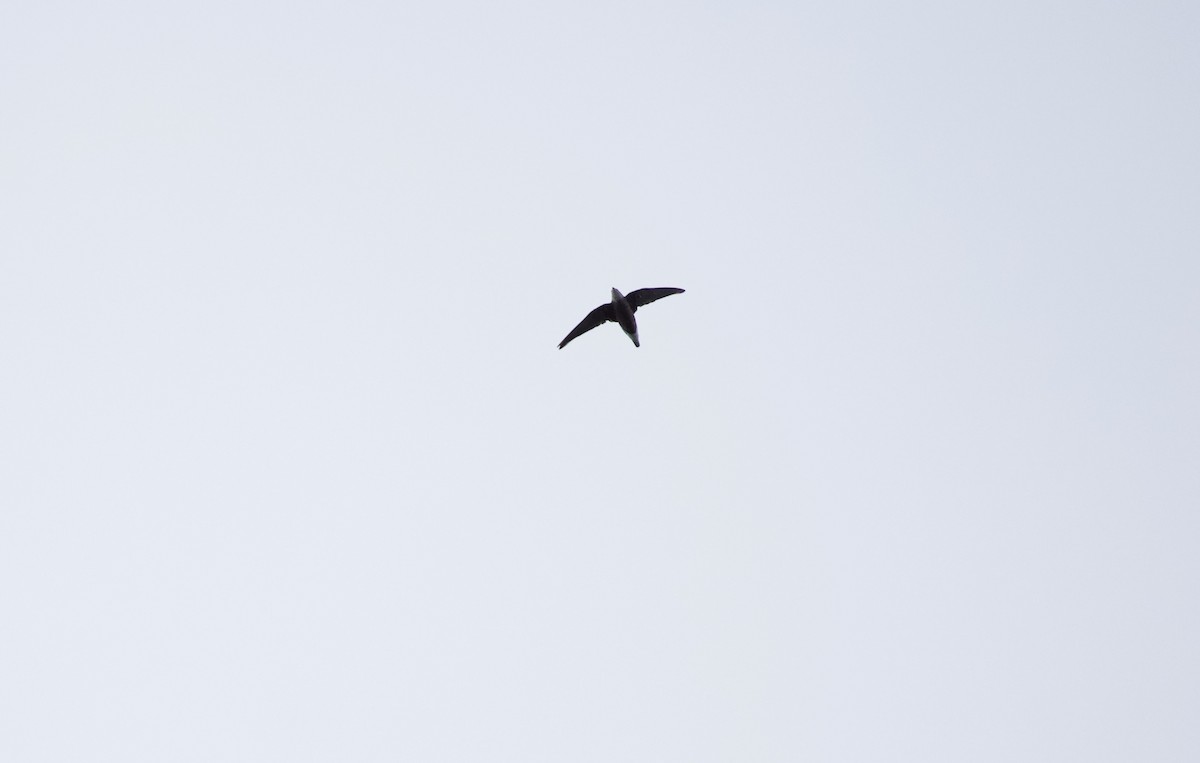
xmin=558 ymin=304 xmax=615 ymax=349
xmin=625 ymin=287 xmax=685 ymax=309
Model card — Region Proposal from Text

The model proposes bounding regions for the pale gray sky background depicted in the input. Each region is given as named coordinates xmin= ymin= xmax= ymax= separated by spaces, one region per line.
xmin=2 ymin=1 xmax=1198 ymax=760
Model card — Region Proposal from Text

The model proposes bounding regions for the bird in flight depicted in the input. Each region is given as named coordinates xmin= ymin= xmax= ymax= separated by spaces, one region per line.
xmin=558 ymin=287 xmax=685 ymax=349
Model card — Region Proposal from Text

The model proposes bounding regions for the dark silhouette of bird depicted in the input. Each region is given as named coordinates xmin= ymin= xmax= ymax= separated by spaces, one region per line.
xmin=558 ymin=287 xmax=685 ymax=349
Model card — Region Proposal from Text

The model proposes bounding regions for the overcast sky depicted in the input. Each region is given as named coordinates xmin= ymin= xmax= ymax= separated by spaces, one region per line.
xmin=2 ymin=2 xmax=1198 ymax=761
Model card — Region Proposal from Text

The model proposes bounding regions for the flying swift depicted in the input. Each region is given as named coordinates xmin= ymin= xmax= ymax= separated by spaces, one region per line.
xmin=558 ymin=287 xmax=685 ymax=349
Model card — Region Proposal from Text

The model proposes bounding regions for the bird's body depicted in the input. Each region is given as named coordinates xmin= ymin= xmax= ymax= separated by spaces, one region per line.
xmin=558 ymin=287 xmax=685 ymax=349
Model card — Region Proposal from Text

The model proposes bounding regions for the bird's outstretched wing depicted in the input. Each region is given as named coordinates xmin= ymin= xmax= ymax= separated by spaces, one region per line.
xmin=625 ymin=287 xmax=685 ymax=310
xmin=558 ymin=304 xmax=615 ymax=349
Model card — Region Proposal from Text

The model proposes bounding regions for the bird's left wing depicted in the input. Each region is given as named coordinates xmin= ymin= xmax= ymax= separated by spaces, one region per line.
xmin=625 ymin=287 xmax=685 ymax=309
